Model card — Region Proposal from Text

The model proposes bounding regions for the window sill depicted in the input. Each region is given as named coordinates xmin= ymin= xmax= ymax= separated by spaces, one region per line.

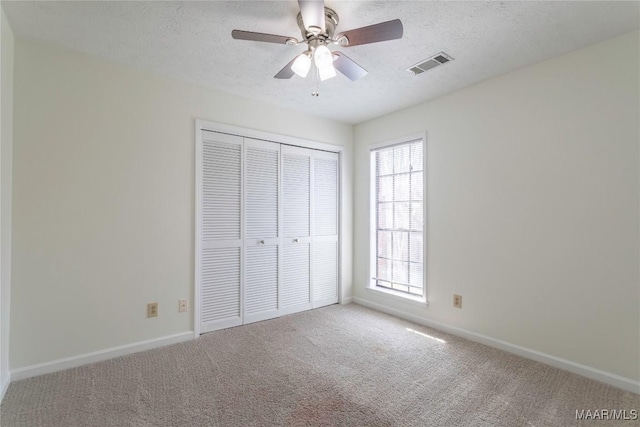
xmin=365 ymin=286 xmax=429 ymax=307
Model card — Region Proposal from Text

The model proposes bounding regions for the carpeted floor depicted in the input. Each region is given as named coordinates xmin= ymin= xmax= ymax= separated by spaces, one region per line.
xmin=1 ymin=304 xmax=638 ymax=426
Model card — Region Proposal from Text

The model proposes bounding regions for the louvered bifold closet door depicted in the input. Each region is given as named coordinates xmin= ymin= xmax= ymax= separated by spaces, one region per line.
xmin=198 ymin=131 xmax=243 ymax=333
xmin=312 ymin=151 xmax=340 ymax=308
xmin=280 ymin=145 xmax=313 ymax=315
xmin=244 ymin=138 xmax=281 ymax=324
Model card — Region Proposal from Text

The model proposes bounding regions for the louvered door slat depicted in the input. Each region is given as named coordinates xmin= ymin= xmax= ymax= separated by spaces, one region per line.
xmin=246 ymin=144 xmax=278 ymax=238
xmin=312 ymin=151 xmax=339 ymax=308
xmin=245 ymin=246 xmax=278 ymax=318
xmin=198 ymin=131 xmax=243 ymax=334
xmin=313 ymin=240 xmax=338 ymax=302
xmin=244 ymin=139 xmax=280 ymax=324
xmin=281 ymin=243 xmax=311 ymax=309
xmin=200 ymin=247 xmax=241 ymax=323
xmin=283 ymin=152 xmax=310 ymax=238
xmin=202 ymin=139 xmax=241 ymax=241
xmin=281 ymin=145 xmax=313 ymax=315
xmin=314 ymin=157 xmax=338 ymax=236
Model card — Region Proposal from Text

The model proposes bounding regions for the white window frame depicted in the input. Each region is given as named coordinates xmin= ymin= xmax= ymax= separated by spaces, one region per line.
xmin=368 ymin=133 xmax=427 ymax=305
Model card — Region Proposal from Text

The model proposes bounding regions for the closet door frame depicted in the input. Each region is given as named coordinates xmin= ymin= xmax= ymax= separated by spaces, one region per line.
xmin=195 ymin=119 xmax=343 ymax=338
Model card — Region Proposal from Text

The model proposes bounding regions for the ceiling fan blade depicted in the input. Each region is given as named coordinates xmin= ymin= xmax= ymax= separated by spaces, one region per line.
xmin=336 ymin=19 xmax=403 ymax=47
xmin=333 ymin=52 xmax=368 ymax=81
xmin=232 ymin=30 xmax=297 ymax=45
xmin=298 ymin=0 xmax=326 ymax=34
xmin=274 ymin=56 xmax=299 ymax=79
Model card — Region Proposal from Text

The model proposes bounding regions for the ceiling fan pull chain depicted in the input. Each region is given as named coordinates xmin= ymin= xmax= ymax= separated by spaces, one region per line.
xmin=312 ymin=64 xmax=320 ymax=97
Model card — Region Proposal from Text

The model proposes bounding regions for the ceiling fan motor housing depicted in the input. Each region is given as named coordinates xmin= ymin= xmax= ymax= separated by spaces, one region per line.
xmin=297 ymin=7 xmax=339 ymax=45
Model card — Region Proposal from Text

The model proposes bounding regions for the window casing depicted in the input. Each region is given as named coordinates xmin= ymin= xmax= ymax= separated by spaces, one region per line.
xmin=370 ymin=139 xmax=425 ymax=298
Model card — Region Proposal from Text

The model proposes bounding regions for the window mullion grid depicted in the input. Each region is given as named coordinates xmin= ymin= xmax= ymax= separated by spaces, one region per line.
xmin=407 ymin=145 xmax=412 ymax=292
xmin=391 ymin=148 xmax=395 ymax=289
xmin=375 ymin=151 xmax=380 ymax=288
xmin=373 ymin=142 xmax=423 ymax=296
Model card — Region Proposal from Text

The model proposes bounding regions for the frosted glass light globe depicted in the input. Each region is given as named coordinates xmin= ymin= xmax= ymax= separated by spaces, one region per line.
xmin=314 ymin=45 xmax=333 ymax=70
xmin=318 ymin=65 xmax=337 ymax=81
xmin=292 ymin=53 xmax=311 ymax=78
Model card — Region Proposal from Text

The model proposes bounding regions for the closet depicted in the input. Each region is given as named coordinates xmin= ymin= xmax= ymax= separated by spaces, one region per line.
xmin=196 ymin=128 xmax=340 ymax=334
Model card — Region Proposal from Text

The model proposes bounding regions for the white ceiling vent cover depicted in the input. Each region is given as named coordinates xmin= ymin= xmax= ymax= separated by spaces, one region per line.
xmin=407 ymin=52 xmax=454 ymax=76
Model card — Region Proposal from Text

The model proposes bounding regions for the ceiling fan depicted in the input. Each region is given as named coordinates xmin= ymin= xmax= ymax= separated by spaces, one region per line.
xmin=231 ymin=0 xmax=403 ymax=83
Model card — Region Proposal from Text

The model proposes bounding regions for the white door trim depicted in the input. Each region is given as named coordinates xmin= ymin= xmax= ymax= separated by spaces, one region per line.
xmin=198 ymin=119 xmax=344 ymax=153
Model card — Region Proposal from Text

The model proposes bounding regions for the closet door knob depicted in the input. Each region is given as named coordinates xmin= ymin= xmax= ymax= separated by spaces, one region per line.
xmin=293 ymin=238 xmax=299 ymax=243
xmin=259 ymin=240 xmax=265 ymax=244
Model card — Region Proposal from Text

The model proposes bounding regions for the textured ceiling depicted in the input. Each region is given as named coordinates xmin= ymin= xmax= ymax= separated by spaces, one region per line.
xmin=3 ymin=1 xmax=639 ymax=124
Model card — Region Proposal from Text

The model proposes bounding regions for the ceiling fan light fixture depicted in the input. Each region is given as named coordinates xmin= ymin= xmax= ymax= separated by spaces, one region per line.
xmin=314 ymin=45 xmax=334 ymax=70
xmin=318 ymin=64 xmax=337 ymax=81
xmin=292 ymin=52 xmax=311 ymax=77
xmin=232 ymin=2 xmax=404 ymax=87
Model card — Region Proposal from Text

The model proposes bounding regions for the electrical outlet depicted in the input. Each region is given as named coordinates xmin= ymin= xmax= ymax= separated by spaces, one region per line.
xmin=178 ymin=299 xmax=188 ymax=313
xmin=453 ymin=294 xmax=462 ymax=308
xmin=147 ymin=302 xmax=158 ymax=318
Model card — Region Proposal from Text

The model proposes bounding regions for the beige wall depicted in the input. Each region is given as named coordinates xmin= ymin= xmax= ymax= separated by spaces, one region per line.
xmin=10 ymin=38 xmax=353 ymax=369
xmin=7 ymin=26 xmax=639 ymax=386
xmin=353 ymin=31 xmax=639 ymax=381
xmin=0 ymin=8 xmax=14 ymax=397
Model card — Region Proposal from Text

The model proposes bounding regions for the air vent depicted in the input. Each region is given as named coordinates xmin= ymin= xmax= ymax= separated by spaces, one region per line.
xmin=407 ymin=52 xmax=454 ymax=76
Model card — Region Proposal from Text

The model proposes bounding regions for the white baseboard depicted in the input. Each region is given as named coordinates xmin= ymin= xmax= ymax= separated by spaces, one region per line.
xmin=1 ymin=373 xmax=10 ymax=402
xmin=10 ymin=331 xmax=193 ymax=382
xmin=340 ymin=296 xmax=354 ymax=305
xmin=353 ymin=297 xmax=640 ymax=394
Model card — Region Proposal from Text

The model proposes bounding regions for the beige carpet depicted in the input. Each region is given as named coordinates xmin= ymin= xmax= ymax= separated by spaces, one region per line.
xmin=1 ymin=304 xmax=638 ymax=426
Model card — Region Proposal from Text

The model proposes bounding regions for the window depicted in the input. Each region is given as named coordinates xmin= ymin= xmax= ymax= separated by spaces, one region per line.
xmin=370 ymin=138 xmax=424 ymax=298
